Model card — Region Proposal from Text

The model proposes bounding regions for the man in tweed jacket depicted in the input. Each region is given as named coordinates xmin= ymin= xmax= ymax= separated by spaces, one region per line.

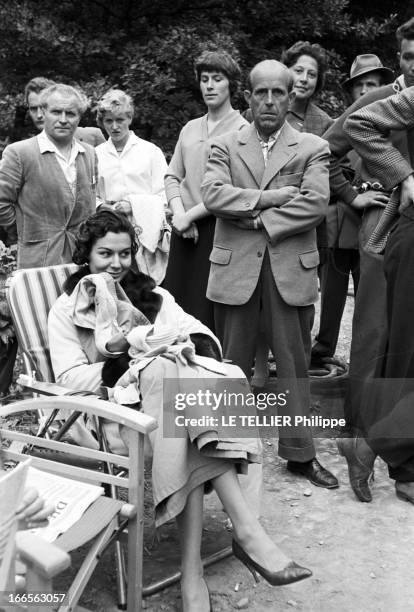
xmin=340 ymin=86 xmax=414 ymax=504
xmin=0 ymin=84 xmax=97 ymax=269
xmin=321 ymin=17 xmax=414 ymax=446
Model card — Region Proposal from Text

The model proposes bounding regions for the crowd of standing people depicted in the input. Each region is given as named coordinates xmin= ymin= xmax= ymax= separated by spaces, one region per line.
xmin=1 ymin=14 xmax=414 ymax=612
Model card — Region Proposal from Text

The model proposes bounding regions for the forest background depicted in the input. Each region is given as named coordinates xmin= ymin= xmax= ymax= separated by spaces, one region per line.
xmin=0 ymin=0 xmax=412 ymax=158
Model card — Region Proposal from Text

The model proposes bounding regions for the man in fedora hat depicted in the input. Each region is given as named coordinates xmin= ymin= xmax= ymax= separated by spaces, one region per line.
xmin=311 ymin=54 xmax=393 ymax=368
xmin=322 ymin=16 xmax=414 ymax=503
xmin=343 ymin=54 xmax=394 ymax=101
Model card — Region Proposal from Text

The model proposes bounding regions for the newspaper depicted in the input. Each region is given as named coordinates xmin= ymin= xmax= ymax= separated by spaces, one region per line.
xmin=25 ymin=467 xmax=104 ymax=543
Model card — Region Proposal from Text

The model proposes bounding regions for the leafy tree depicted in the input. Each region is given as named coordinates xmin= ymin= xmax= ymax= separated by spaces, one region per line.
xmin=0 ymin=0 xmax=403 ymax=154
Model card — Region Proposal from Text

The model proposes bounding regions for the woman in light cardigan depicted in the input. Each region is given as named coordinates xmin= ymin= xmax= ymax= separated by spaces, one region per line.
xmin=163 ymin=50 xmax=247 ymax=331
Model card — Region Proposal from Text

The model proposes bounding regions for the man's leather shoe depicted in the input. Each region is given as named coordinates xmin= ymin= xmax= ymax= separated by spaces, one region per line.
xmin=337 ymin=437 xmax=376 ymax=502
xmin=395 ymin=481 xmax=414 ymax=504
xmin=287 ymin=458 xmax=339 ymax=489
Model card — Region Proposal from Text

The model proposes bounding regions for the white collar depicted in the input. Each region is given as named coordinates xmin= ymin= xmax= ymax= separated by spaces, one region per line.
xmin=37 ymin=130 xmax=85 ymax=157
xmin=397 ymin=75 xmax=407 ymax=90
xmin=108 ymin=131 xmax=140 ymax=156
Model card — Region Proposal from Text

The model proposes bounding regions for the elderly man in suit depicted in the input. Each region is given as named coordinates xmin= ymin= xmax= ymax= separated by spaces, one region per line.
xmin=0 ymin=83 xmax=97 ymax=269
xmin=337 ymin=86 xmax=414 ymax=504
xmin=201 ymin=59 xmax=338 ymax=489
xmin=24 ymin=77 xmax=105 ymax=147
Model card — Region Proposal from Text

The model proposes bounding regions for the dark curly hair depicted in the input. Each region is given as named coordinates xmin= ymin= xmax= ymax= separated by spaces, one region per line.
xmin=194 ymin=50 xmax=241 ymax=96
xmin=281 ymin=41 xmax=328 ymax=96
xmin=72 ymin=208 xmax=138 ymax=265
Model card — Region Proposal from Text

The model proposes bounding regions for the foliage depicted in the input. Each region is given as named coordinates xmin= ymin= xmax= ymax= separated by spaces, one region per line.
xmin=0 ymin=0 xmax=404 ymax=154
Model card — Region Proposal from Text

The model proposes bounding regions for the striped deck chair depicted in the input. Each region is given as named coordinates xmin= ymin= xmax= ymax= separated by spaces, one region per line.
xmin=6 ymin=264 xmax=232 ymax=600
xmin=5 ymin=264 xmax=158 ymax=610
xmin=7 ymin=263 xmax=78 ymax=385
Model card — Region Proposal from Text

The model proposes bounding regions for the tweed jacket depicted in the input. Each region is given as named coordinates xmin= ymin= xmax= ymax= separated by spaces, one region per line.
xmin=344 ymin=87 xmax=414 ymax=190
xmin=323 ymin=81 xmax=406 ymax=205
xmin=201 ymin=122 xmax=330 ymax=307
xmin=287 ymin=101 xmax=334 ymax=137
xmin=0 ymin=136 xmax=97 ymax=268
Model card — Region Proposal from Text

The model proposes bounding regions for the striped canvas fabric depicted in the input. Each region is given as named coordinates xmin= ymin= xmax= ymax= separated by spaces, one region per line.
xmin=7 ymin=264 xmax=78 ymax=382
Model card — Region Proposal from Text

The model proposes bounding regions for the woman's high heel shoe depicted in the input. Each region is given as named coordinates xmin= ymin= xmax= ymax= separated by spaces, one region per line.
xmin=232 ymin=540 xmax=312 ymax=586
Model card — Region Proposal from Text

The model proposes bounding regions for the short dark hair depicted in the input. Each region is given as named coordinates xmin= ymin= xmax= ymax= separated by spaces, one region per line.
xmin=281 ymin=41 xmax=328 ymax=95
xmin=396 ymin=17 xmax=414 ymax=46
xmin=24 ymin=77 xmax=56 ymax=105
xmin=194 ymin=50 xmax=241 ymax=96
xmin=72 ymin=209 xmax=138 ymax=265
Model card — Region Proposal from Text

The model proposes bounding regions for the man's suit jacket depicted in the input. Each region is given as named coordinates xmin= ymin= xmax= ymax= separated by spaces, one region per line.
xmin=75 ymin=127 xmax=105 ymax=147
xmin=344 ymin=87 xmax=414 ymax=190
xmin=0 ymin=137 xmax=97 ymax=268
xmin=201 ymin=122 xmax=330 ymax=307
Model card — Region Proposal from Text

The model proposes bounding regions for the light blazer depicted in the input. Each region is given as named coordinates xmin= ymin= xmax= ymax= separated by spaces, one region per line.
xmin=344 ymin=87 xmax=414 ymax=190
xmin=201 ymin=122 xmax=330 ymax=307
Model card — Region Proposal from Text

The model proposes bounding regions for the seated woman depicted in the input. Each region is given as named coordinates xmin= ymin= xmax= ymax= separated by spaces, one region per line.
xmin=96 ymin=89 xmax=170 ymax=284
xmin=48 ymin=210 xmax=311 ymax=611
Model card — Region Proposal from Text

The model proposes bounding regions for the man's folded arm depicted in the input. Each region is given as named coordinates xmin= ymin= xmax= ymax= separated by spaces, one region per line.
xmin=260 ymin=141 xmax=330 ymax=245
xmin=344 ymin=88 xmax=414 ymax=190
xmin=0 ymin=145 xmax=22 ymax=228
xmin=202 ymin=140 xmax=297 ymax=219
xmin=323 ymin=87 xmax=393 ymax=206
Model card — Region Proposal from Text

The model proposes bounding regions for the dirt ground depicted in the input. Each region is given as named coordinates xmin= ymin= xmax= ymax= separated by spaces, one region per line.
xmin=54 ymin=293 xmax=414 ymax=611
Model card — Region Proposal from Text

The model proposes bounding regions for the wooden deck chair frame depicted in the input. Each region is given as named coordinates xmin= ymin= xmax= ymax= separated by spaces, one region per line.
xmin=7 ymin=264 xmax=232 ymax=600
xmin=0 ymin=396 xmax=156 ymax=612
xmin=0 ymin=458 xmax=71 ymax=612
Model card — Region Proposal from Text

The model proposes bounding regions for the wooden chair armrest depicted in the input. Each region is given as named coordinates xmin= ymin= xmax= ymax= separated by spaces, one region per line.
xmin=3 ymin=394 xmax=158 ymax=437
xmin=15 ymin=532 xmax=71 ymax=579
xmin=17 ymin=375 xmax=75 ymax=397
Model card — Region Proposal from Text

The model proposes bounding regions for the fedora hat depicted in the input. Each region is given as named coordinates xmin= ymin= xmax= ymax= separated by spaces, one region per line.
xmin=342 ymin=54 xmax=394 ymax=90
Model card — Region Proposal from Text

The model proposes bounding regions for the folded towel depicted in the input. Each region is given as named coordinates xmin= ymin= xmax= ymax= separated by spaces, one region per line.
xmin=70 ymin=272 xmax=149 ymax=356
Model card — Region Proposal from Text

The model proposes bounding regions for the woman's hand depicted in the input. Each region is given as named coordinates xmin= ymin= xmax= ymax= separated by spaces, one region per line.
xmin=182 ymin=223 xmax=199 ymax=244
xmin=172 ymin=211 xmax=192 ymax=234
xmin=113 ymin=199 xmax=133 ymax=220
xmin=16 ymin=487 xmax=55 ymax=529
xmin=106 ymin=332 xmax=130 ymax=353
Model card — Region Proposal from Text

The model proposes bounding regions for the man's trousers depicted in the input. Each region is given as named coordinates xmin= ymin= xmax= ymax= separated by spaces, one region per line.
xmin=214 ymin=250 xmax=316 ymax=463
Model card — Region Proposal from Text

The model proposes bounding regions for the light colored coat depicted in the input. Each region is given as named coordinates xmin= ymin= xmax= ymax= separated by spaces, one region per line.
xmin=201 ymin=122 xmax=330 ymax=307
xmin=48 ymin=285 xmax=222 ymax=393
